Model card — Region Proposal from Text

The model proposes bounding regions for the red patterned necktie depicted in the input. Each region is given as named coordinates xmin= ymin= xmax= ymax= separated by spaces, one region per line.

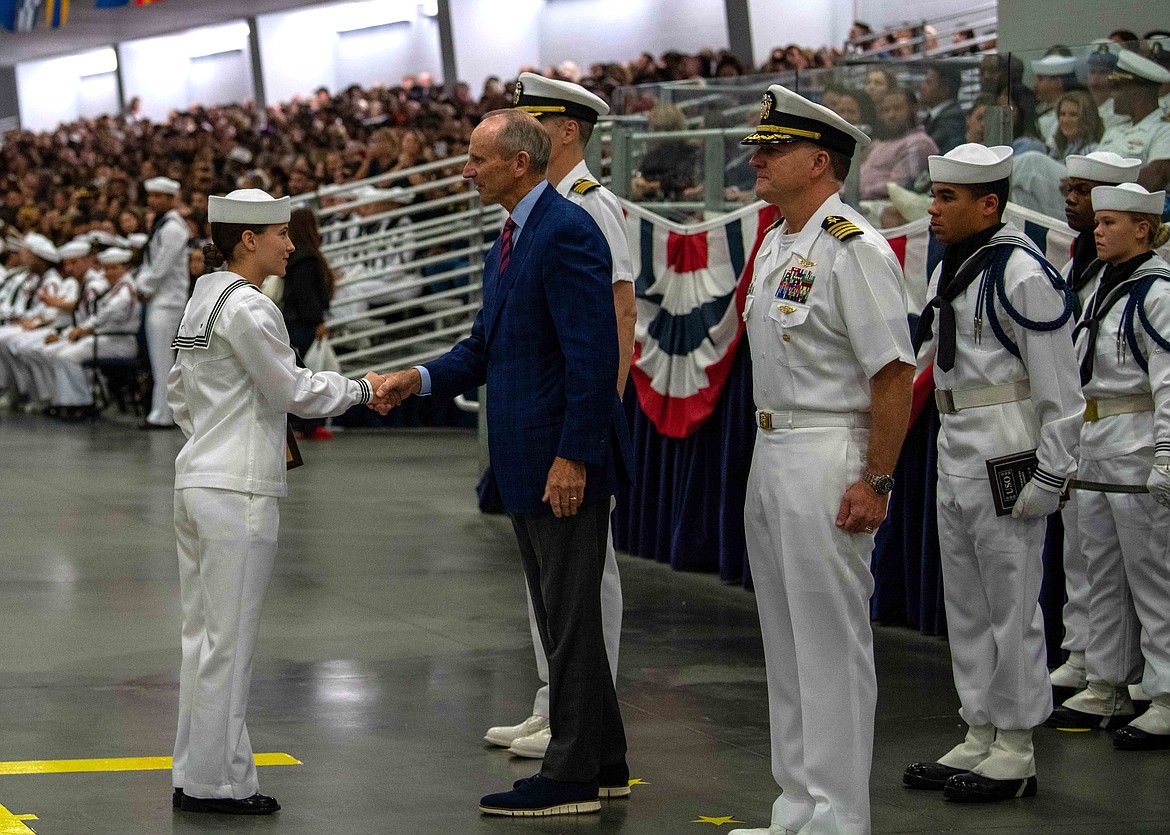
xmin=498 ymin=218 xmax=517 ymax=276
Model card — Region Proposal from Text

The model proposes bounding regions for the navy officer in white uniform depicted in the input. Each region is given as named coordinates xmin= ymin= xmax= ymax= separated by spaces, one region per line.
xmin=730 ymin=84 xmax=915 ymax=835
xmin=482 ymin=71 xmax=636 ymax=763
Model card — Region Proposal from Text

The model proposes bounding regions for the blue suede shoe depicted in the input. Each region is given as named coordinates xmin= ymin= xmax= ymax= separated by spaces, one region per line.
xmin=480 ymin=774 xmax=600 ymax=816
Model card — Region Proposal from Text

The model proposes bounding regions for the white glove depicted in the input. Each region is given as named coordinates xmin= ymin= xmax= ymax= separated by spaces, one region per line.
xmin=1012 ymin=477 xmax=1063 ymax=519
xmin=1148 ymin=456 xmax=1170 ymax=508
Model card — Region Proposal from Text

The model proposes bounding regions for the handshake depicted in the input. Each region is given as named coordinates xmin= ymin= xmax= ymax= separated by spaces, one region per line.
xmin=361 ymin=369 xmax=422 ymax=415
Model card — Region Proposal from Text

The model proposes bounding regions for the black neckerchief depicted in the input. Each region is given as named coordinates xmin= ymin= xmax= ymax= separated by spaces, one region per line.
xmin=1069 ymin=231 xmax=1102 ymax=294
xmin=915 ymin=222 xmax=1004 ymax=371
xmin=143 ymin=210 xmax=171 ymax=266
xmin=1077 ymin=250 xmax=1157 ymax=384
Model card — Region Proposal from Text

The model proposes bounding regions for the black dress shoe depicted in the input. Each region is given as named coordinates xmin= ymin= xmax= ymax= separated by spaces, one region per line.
xmin=598 ymin=761 xmax=631 ymax=798
xmin=172 ymin=788 xmax=183 ymax=808
xmin=179 ymin=793 xmax=280 ymax=815
xmin=943 ymin=772 xmax=1037 ymax=802
xmin=1044 ymin=706 xmax=1130 ymax=730
xmin=902 ymin=762 xmax=965 ymax=790
xmin=138 ymin=421 xmax=175 ymax=431
xmin=1113 ymin=726 xmax=1170 ymax=750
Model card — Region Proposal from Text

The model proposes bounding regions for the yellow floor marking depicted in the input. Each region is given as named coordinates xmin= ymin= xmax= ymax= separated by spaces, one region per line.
xmin=628 ymin=778 xmax=649 ymax=787
xmin=0 ymin=753 xmax=301 ymax=777
xmin=693 ymin=815 xmax=744 ymax=825
xmin=0 ymin=802 xmax=38 ymax=835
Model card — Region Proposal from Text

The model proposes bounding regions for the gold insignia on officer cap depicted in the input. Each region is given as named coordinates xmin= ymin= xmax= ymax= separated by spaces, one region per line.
xmin=741 ymin=84 xmax=870 ymax=159
xmin=513 ymin=72 xmax=609 ymax=124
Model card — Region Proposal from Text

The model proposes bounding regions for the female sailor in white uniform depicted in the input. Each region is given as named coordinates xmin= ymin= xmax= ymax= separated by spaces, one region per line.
xmin=167 ymin=189 xmax=384 ymax=814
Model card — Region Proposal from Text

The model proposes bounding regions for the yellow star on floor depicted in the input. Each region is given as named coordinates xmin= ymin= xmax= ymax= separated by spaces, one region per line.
xmin=693 ymin=815 xmax=744 ymax=825
xmin=628 ymin=778 xmax=649 ymax=787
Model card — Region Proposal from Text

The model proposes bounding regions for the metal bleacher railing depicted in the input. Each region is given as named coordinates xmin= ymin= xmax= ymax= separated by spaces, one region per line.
xmin=297 ymin=156 xmax=503 ymax=377
xmin=843 ymin=2 xmax=997 ymax=62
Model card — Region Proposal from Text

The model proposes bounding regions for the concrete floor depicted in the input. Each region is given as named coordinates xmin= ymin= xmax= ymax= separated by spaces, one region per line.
xmin=1 ymin=414 xmax=1168 ymax=835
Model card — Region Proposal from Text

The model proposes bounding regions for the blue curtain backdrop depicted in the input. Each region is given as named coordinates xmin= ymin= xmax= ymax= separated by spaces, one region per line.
xmin=611 ymin=341 xmax=1068 ymax=664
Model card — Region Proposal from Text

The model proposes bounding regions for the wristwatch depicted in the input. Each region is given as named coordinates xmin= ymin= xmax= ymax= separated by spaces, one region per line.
xmin=862 ymin=470 xmax=895 ymax=495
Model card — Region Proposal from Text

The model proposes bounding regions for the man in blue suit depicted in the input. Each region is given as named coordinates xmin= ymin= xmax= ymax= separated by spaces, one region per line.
xmin=376 ymin=108 xmax=632 ymax=817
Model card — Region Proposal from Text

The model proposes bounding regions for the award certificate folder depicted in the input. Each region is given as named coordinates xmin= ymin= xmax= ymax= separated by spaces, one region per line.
xmin=286 ymin=423 xmax=304 ymax=471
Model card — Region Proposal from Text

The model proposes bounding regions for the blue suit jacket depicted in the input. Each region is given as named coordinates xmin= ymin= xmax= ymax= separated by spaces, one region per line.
xmin=425 ymin=184 xmax=633 ymax=515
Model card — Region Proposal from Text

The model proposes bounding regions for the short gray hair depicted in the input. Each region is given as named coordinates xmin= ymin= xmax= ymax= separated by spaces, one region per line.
xmin=481 ymin=109 xmax=550 ymax=176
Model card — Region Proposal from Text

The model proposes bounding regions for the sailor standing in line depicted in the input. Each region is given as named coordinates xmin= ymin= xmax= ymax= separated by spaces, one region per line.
xmin=729 ymin=84 xmax=915 ymax=835
xmin=167 ymin=189 xmax=387 ymax=815
xmin=136 ymin=176 xmax=190 ymax=430
xmin=1044 ymin=184 xmax=1170 ymax=749
xmin=1049 ymin=151 xmax=1143 ymax=698
xmin=903 ymin=144 xmax=1084 ymax=802
xmin=482 ymin=72 xmax=637 ymax=762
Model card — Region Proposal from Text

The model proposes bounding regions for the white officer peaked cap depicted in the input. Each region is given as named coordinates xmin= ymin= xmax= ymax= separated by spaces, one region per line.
xmin=928 ymin=143 xmax=1013 ymax=185
xmin=741 ymin=84 xmax=870 ymax=158
xmin=208 ymin=188 xmax=291 ymax=225
xmin=1032 ymin=55 xmax=1077 ymax=76
xmin=127 ymin=232 xmax=148 ymax=249
xmin=97 ymin=247 xmax=133 ymax=265
xmin=58 ymin=240 xmax=92 ymax=260
xmin=23 ymin=232 xmax=59 ymax=263
xmin=513 ymin=72 xmax=610 ymax=123
xmin=1067 ymin=151 xmax=1141 ymax=184
xmin=1111 ymin=48 xmax=1170 ymax=85
xmin=1092 ymin=182 xmax=1166 ymax=214
xmin=143 ymin=176 xmax=182 ymax=195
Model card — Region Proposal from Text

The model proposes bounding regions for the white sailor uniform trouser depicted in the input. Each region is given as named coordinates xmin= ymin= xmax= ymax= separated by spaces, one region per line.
xmin=936 ymin=471 xmax=1052 ymax=730
xmin=528 ymin=500 xmax=621 ymax=717
xmin=1059 ymin=497 xmax=1091 ymax=653
xmin=1077 ymin=453 xmax=1170 ymax=697
xmin=52 ymin=335 xmax=138 ymax=407
xmin=27 ymin=339 xmax=67 ymax=403
xmin=4 ymin=327 xmax=52 ymax=396
xmin=745 ymin=425 xmax=875 ymax=835
xmin=0 ymin=324 xmax=32 ymax=392
xmin=173 ymin=487 xmax=278 ymax=800
xmin=145 ymin=303 xmax=183 ymax=425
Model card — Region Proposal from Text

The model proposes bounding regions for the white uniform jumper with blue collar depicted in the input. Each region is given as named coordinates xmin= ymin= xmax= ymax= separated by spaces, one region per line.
xmin=1063 ymin=254 xmax=1170 ymax=735
xmin=921 ymin=222 xmax=1083 ymax=780
xmin=167 ymin=271 xmax=372 ymax=800
xmin=743 ymin=194 xmax=913 ymax=835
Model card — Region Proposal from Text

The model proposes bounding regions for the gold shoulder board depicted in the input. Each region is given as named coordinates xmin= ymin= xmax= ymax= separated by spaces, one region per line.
xmin=821 ymin=215 xmax=863 ymax=241
xmin=571 ymin=178 xmax=602 ymax=195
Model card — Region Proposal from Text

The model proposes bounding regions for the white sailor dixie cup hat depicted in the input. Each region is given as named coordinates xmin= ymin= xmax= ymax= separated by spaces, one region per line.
xmin=97 ymin=247 xmax=133 ymax=265
xmin=208 ymin=188 xmax=291 ymax=225
xmin=513 ymin=72 xmax=609 ymax=123
xmin=928 ymin=143 xmax=1013 ymax=185
xmin=23 ymin=232 xmax=60 ymax=263
xmin=143 ymin=176 xmax=181 ymax=195
xmin=1091 ymin=182 xmax=1167 ymax=214
xmin=1067 ymin=151 xmax=1142 ymax=184
xmin=57 ymin=239 xmax=92 ymax=260
xmin=741 ymin=84 xmax=870 ymax=158
xmin=127 ymin=232 xmax=148 ymax=249
xmin=1109 ymin=49 xmax=1170 ymax=86
xmin=1031 ymin=55 xmax=1077 ymax=76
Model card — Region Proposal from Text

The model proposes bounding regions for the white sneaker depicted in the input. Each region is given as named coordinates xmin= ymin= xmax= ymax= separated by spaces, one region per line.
xmin=508 ymin=726 xmax=551 ymax=758
xmin=484 ymin=714 xmax=548 ymax=748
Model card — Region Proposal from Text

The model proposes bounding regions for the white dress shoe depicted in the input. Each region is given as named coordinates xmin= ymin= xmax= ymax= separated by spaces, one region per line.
xmin=508 ymin=726 xmax=551 ymax=758
xmin=484 ymin=715 xmax=549 ymax=748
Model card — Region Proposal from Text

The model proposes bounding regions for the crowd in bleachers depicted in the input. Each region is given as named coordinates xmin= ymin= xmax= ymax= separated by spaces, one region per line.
xmin=1 ymin=28 xmax=1167 ymax=425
